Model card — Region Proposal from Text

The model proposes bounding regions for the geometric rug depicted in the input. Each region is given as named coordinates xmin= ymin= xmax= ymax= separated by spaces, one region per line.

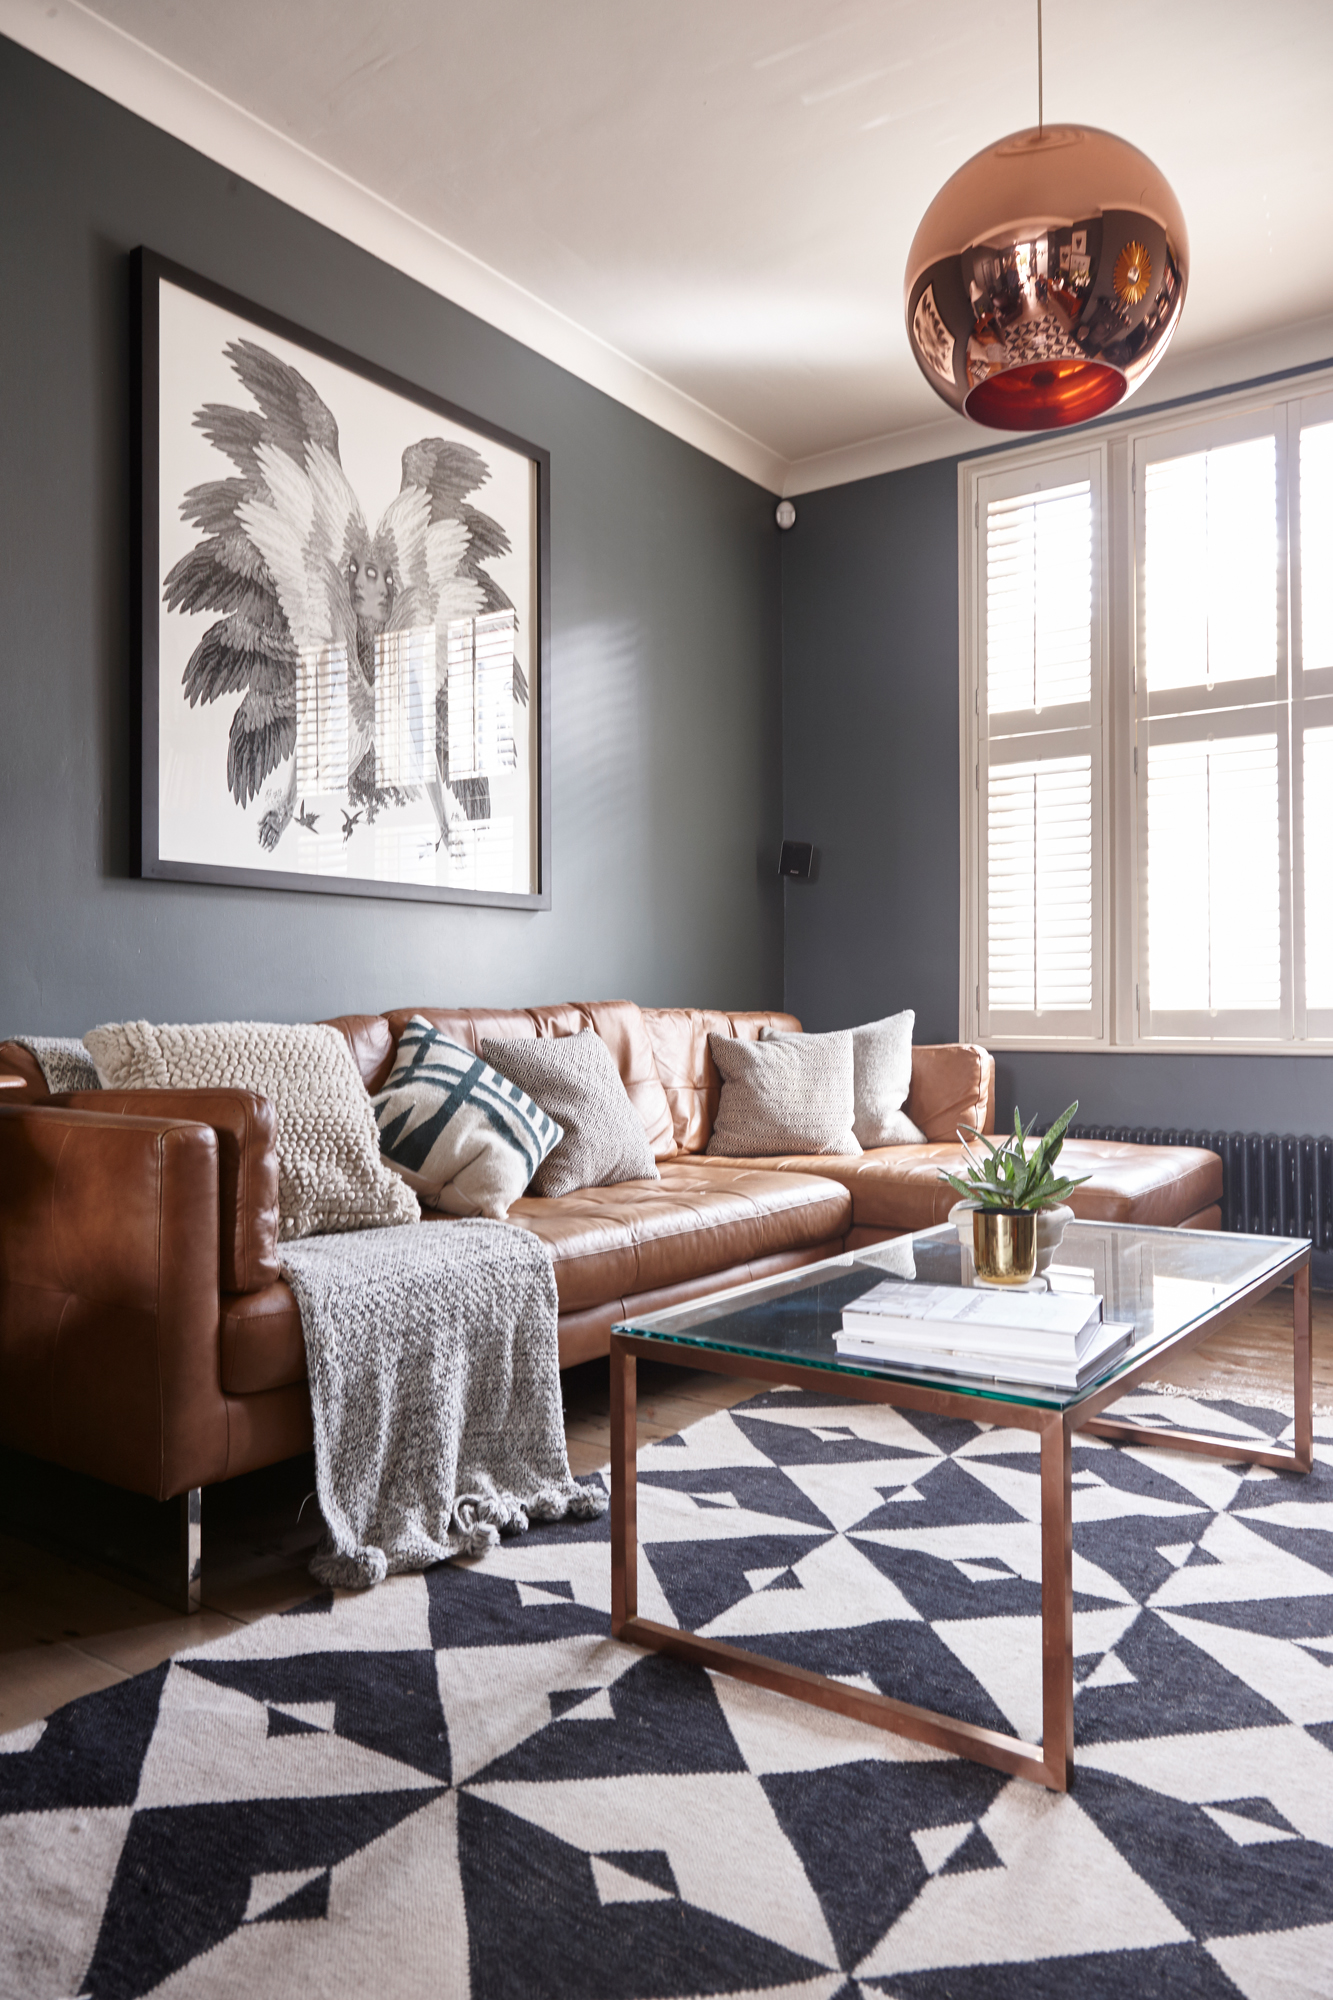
xmin=3 ymin=1387 xmax=1332 ymax=1999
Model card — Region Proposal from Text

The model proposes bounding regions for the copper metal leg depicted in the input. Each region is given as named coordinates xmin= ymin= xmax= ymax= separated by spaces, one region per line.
xmin=1040 ymin=1413 xmax=1074 ymax=1792
xmin=610 ymin=1336 xmax=637 ymax=1635
xmin=607 ymin=1334 xmax=1065 ymax=1789
xmin=1082 ymin=1257 xmax=1315 ymax=1476
xmin=1294 ymin=1263 xmax=1313 ymax=1473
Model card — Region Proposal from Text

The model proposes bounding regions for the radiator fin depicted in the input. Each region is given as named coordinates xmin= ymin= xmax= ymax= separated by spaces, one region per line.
xmin=1060 ymin=1126 xmax=1333 ymax=1249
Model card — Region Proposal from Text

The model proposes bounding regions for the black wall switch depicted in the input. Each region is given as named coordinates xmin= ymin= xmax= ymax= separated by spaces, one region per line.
xmin=779 ymin=841 xmax=814 ymax=880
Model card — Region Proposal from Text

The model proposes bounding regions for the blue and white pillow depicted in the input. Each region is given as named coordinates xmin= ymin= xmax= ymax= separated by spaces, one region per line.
xmin=372 ymin=1017 xmax=562 ymax=1219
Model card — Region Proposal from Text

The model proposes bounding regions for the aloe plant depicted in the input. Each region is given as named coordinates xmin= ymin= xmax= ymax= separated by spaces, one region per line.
xmin=938 ymin=1101 xmax=1090 ymax=1213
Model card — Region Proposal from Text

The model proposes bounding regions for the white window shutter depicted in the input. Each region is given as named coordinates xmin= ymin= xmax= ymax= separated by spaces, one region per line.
xmin=1136 ymin=422 xmax=1292 ymax=1041
xmin=975 ymin=456 xmax=1102 ymax=1041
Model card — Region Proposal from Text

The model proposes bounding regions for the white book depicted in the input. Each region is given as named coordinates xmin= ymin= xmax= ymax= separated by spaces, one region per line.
xmin=840 ymin=1311 xmax=1107 ymax=1365
xmin=841 ymin=1280 xmax=1103 ymax=1356
xmin=833 ymin=1315 xmax=1134 ymax=1392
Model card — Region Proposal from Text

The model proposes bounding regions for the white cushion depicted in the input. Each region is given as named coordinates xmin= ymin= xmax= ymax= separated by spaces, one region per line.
xmin=706 ymin=1031 xmax=860 ymax=1157
xmin=373 ymin=1018 xmax=562 ymax=1219
xmin=761 ymin=1010 xmax=924 ymax=1147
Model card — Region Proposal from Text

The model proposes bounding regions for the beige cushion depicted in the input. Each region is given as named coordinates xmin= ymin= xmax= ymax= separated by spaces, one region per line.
xmin=84 ymin=1019 xmax=419 ymax=1240
xmin=482 ymin=1029 xmax=660 ymax=1198
xmin=706 ymin=1030 xmax=860 ymax=1157
xmin=762 ymin=1010 xmax=925 ymax=1147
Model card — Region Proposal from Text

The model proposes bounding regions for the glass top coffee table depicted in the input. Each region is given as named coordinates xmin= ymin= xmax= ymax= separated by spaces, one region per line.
xmin=609 ymin=1220 xmax=1312 ymax=1792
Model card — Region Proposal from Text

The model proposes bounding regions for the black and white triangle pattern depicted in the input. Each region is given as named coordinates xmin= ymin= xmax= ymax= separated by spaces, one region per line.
xmin=4 ymin=1387 xmax=1333 ymax=1999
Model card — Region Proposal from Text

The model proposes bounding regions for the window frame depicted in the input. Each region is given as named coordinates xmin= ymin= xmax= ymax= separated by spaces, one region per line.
xmin=958 ymin=364 xmax=1333 ymax=1056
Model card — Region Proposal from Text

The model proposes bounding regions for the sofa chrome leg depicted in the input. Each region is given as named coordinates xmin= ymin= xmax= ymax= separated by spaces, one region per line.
xmin=180 ymin=1487 xmax=203 ymax=1613
xmin=0 ymin=1447 xmax=206 ymax=1615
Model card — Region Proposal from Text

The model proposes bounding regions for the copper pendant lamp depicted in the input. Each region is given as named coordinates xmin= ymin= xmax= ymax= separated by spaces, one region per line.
xmin=904 ymin=2 xmax=1188 ymax=431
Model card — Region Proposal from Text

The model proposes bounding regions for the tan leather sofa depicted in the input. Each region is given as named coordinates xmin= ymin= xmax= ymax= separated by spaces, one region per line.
xmin=0 ymin=1000 xmax=1221 ymax=1527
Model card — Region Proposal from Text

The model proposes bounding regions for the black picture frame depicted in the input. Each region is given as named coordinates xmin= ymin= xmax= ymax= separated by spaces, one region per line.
xmin=133 ymin=247 xmax=551 ymax=910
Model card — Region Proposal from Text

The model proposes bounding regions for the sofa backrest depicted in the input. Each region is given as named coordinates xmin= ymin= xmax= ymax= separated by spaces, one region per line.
xmin=322 ymin=999 xmax=679 ymax=1160
xmin=639 ymin=1008 xmax=799 ymax=1153
xmin=903 ymin=1043 xmax=995 ymax=1145
xmin=1 ymin=1011 xmax=997 ymax=1157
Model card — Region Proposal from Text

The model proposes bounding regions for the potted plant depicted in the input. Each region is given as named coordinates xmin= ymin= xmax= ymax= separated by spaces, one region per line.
xmin=939 ymin=1102 xmax=1090 ymax=1285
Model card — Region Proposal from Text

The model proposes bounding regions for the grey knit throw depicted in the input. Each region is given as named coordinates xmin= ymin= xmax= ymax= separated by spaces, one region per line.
xmin=279 ymin=1219 xmax=604 ymax=1588
xmin=7 ymin=1035 xmax=101 ymax=1094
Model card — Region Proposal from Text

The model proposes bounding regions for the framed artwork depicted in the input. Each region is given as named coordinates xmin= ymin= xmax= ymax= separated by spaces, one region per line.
xmin=133 ymin=249 xmax=550 ymax=908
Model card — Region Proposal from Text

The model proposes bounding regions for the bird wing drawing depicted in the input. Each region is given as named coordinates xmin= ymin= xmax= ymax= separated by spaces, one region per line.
xmin=162 ymin=339 xmax=516 ymax=853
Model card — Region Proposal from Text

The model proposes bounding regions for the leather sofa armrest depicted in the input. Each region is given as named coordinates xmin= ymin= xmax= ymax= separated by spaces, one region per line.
xmin=61 ymin=1089 xmax=280 ymax=1294
xmin=0 ymin=1105 xmax=228 ymax=1498
xmin=905 ymin=1044 xmax=996 ymax=1142
xmin=0 ymin=1041 xmax=52 ymax=1102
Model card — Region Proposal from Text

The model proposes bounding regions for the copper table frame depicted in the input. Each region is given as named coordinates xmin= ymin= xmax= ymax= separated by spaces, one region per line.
xmin=609 ymin=1244 xmax=1312 ymax=1794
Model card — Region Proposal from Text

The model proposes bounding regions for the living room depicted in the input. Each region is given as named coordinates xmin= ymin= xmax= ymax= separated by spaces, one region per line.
xmin=2 ymin=4 xmax=1332 ymax=1995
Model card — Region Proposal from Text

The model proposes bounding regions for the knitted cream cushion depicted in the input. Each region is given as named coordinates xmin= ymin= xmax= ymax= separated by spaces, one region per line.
xmin=706 ymin=1030 xmax=861 ymax=1157
xmin=761 ymin=1010 xmax=925 ymax=1147
xmin=481 ymin=1030 xmax=660 ymax=1199
xmin=83 ymin=1019 xmax=419 ymax=1240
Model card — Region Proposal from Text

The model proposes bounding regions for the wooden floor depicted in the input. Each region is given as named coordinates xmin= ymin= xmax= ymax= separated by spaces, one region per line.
xmin=3 ymin=1286 xmax=1329 ymax=1737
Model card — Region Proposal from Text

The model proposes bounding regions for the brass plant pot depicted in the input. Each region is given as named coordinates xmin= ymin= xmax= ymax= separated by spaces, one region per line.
xmin=972 ymin=1208 xmax=1037 ymax=1285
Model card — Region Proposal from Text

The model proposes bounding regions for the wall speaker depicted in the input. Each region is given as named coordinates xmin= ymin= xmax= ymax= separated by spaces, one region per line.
xmin=779 ymin=841 xmax=813 ymax=880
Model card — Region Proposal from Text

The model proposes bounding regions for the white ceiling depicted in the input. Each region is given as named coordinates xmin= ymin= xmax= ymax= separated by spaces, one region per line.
xmin=9 ymin=0 xmax=1333 ymax=490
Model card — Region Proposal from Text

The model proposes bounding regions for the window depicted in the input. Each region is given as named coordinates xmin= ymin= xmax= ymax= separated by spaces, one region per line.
xmin=959 ymin=374 xmax=1333 ymax=1052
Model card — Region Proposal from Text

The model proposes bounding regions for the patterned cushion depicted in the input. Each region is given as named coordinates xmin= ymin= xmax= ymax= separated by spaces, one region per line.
xmin=706 ymin=1030 xmax=860 ymax=1157
xmin=480 ymin=1030 xmax=660 ymax=1199
xmin=761 ymin=1010 xmax=925 ymax=1147
xmin=372 ymin=1018 xmax=562 ymax=1219
xmin=84 ymin=1019 xmax=419 ymax=1240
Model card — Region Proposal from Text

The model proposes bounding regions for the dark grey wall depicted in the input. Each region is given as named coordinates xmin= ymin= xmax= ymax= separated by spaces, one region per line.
xmin=781 ymin=457 xmax=1333 ymax=1137
xmin=0 ymin=36 xmax=783 ymax=1036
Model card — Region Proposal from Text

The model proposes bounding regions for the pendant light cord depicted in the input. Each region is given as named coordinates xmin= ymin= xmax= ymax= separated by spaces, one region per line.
xmin=1037 ymin=0 xmax=1044 ymax=135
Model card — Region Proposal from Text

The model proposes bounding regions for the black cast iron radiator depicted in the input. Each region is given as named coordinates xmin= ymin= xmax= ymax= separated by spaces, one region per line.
xmin=1063 ymin=1126 xmax=1333 ymax=1251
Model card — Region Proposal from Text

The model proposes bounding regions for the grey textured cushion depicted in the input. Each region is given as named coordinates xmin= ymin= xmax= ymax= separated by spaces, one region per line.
xmin=706 ymin=1031 xmax=860 ymax=1157
xmin=480 ymin=1030 xmax=660 ymax=1198
xmin=373 ymin=1017 xmax=563 ymax=1220
xmin=761 ymin=1010 xmax=924 ymax=1147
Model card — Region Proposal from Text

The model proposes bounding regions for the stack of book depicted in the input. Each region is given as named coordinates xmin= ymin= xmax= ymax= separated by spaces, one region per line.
xmin=835 ymin=1279 xmax=1132 ymax=1391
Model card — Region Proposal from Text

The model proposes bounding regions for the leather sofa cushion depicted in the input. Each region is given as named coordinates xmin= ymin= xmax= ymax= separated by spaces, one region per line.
xmin=217 ymin=1161 xmax=851 ymax=1393
xmin=554 ymin=1242 xmax=847 ymax=1369
xmin=698 ymin=1138 xmax=1222 ymax=1233
xmin=221 ymin=1282 xmax=307 ymax=1395
xmin=505 ymin=1160 xmax=850 ymax=1313
xmin=326 ymin=1000 xmax=677 ymax=1160
xmin=66 ymin=1089 xmax=280 ymax=1294
xmin=640 ymin=1009 xmax=802 ymax=1154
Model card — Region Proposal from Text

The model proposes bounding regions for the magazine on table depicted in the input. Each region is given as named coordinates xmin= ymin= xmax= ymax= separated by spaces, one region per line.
xmin=834 ymin=1314 xmax=1133 ymax=1391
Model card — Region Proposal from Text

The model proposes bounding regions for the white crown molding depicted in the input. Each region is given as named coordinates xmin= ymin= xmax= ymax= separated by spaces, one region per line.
xmin=0 ymin=0 xmax=789 ymax=492
xmin=8 ymin=2 xmax=1333 ymax=505
xmin=784 ymin=312 xmax=1333 ymax=496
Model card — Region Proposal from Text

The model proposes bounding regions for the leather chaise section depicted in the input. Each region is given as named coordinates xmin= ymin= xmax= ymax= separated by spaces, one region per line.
xmin=699 ymin=1137 xmax=1223 ymax=1233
